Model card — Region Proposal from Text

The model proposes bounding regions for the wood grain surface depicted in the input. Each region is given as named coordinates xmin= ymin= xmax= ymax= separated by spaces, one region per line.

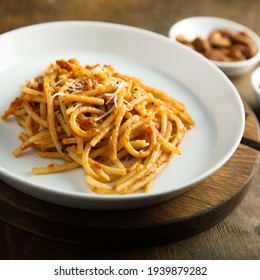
xmin=0 ymin=0 xmax=260 ymax=260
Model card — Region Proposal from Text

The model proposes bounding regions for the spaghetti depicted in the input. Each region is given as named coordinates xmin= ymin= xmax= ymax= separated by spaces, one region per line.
xmin=1 ymin=59 xmax=195 ymax=194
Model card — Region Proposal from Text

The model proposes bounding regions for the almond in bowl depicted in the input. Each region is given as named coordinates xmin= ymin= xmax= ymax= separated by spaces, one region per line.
xmin=169 ymin=17 xmax=260 ymax=77
xmin=176 ymin=29 xmax=258 ymax=62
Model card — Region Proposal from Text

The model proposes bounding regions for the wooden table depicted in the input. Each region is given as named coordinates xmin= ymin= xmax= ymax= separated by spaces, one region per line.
xmin=0 ymin=0 xmax=260 ymax=259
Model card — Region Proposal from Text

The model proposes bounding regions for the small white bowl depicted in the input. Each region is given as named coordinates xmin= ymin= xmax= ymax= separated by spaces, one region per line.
xmin=169 ymin=16 xmax=260 ymax=77
xmin=251 ymin=67 xmax=260 ymax=102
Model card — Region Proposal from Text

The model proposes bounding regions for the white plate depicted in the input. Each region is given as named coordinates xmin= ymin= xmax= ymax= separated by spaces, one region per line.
xmin=0 ymin=21 xmax=245 ymax=210
xmin=251 ymin=67 xmax=260 ymax=102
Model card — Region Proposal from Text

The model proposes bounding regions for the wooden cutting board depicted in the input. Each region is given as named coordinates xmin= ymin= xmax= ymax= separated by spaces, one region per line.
xmin=0 ymin=101 xmax=259 ymax=249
